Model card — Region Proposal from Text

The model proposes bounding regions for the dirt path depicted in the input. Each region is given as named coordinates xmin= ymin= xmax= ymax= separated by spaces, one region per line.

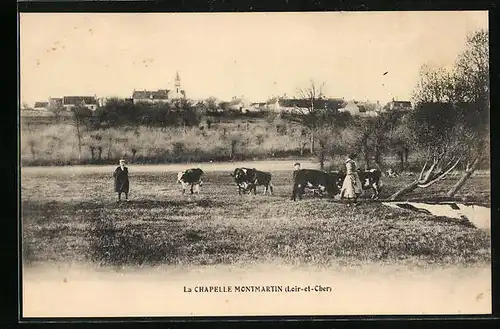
xmin=21 ymin=160 xmax=321 ymax=175
xmin=21 ymin=161 xmax=491 ymax=176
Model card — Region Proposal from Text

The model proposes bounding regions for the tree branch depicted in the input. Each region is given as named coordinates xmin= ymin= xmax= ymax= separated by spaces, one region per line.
xmin=421 ymin=156 xmax=439 ymax=182
xmin=417 ymin=158 xmax=460 ymax=188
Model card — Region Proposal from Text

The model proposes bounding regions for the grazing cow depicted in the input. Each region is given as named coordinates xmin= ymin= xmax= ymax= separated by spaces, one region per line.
xmin=357 ymin=168 xmax=383 ymax=199
xmin=328 ymin=170 xmax=346 ymax=192
xmin=177 ymin=168 xmax=204 ymax=194
xmin=230 ymin=167 xmax=273 ymax=195
xmin=291 ymin=169 xmax=341 ymax=201
xmin=386 ymin=168 xmax=400 ymax=177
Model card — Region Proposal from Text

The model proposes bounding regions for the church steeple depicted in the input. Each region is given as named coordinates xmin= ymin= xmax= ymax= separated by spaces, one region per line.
xmin=170 ymin=70 xmax=185 ymax=101
xmin=175 ymin=71 xmax=181 ymax=92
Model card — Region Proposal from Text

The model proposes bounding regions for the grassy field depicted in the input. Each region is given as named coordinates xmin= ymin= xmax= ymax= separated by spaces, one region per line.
xmin=21 ymin=164 xmax=491 ymax=269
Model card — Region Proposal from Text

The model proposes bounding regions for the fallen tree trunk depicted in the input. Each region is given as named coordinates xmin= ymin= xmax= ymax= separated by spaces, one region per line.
xmin=388 ymin=155 xmax=460 ymax=201
xmin=446 ymin=157 xmax=480 ymax=197
xmin=388 ymin=180 xmax=419 ymax=200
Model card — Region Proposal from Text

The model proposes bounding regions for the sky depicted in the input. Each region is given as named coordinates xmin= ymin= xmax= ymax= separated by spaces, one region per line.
xmin=19 ymin=11 xmax=488 ymax=106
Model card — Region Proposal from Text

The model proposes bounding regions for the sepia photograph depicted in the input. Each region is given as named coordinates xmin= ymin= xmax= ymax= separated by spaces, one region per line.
xmin=19 ymin=11 xmax=491 ymax=318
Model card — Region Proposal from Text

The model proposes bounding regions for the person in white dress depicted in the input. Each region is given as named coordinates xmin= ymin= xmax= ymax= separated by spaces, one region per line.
xmin=340 ymin=153 xmax=363 ymax=206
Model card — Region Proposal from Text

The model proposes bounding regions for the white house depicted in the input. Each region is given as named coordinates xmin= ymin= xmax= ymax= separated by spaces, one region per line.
xmin=338 ymin=101 xmax=379 ymax=117
xmin=266 ymin=98 xmax=310 ymax=114
xmin=98 ymin=97 xmax=108 ymax=107
xmin=62 ymin=96 xmax=99 ymax=111
xmin=228 ymin=96 xmax=252 ymax=112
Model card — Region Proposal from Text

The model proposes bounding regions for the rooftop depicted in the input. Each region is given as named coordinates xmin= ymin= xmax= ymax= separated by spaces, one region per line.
xmin=63 ymin=96 xmax=98 ymax=105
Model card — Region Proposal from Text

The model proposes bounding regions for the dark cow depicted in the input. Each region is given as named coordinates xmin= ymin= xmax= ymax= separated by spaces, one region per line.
xmin=230 ymin=167 xmax=273 ymax=195
xmin=331 ymin=168 xmax=382 ymax=200
xmin=328 ymin=170 xmax=346 ymax=192
xmin=291 ymin=169 xmax=341 ymax=201
xmin=357 ymin=168 xmax=383 ymax=199
xmin=177 ymin=168 xmax=204 ymax=194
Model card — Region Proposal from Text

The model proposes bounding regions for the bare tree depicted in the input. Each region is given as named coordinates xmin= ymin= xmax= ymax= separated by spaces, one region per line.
xmin=453 ymin=29 xmax=489 ymax=104
xmin=86 ymin=133 xmax=103 ymax=163
xmin=413 ymin=65 xmax=455 ymax=104
xmin=390 ymin=29 xmax=489 ymax=201
xmin=445 ymin=122 xmax=488 ymax=197
xmin=71 ymin=106 xmax=92 ymax=161
xmin=315 ymin=126 xmax=334 ymax=170
xmin=386 ymin=115 xmax=414 ymax=172
xmin=388 ymin=151 xmax=461 ymax=200
xmin=444 ymin=29 xmax=489 ymax=197
xmin=298 ymin=128 xmax=308 ymax=156
xmin=286 ymin=80 xmax=326 ymax=154
xmin=412 ymin=29 xmax=489 ymax=197
xmin=387 ymin=101 xmax=461 ymax=200
xmin=225 ymin=133 xmax=244 ymax=160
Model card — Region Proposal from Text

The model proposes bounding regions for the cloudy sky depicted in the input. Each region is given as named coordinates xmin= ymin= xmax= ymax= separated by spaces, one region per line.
xmin=19 ymin=11 xmax=488 ymax=106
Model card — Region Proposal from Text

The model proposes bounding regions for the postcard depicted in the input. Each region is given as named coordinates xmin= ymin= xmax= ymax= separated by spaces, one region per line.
xmin=19 ymin=11 xmax=491 ymax=318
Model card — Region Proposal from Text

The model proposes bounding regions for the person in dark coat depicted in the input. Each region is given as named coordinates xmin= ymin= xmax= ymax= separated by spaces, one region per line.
xmin=293 ymin=162 xmax=301 ymax=180
xmin=113 ymin=159 xmax=130 ymax=202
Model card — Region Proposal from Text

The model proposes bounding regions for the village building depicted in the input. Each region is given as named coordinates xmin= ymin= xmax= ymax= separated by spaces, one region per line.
xmin=227 ymin=96 xmax=253 ymax=112
xmin=132 ymin=71 xmax=186 ymax=104
xmin=98 ymin=97 xmax=108 ymax=107
xmin=33 ymin=102 xmax=49 ymax=111
xmin=266 ymin=96 xmax=345 ymax=113
xmin=249 ymin=102 xmax=268 ymax=111
xmin=383 ymin=99 xmax=413 ymax=112
xmin=62 ymin=96 xmax=99 ymax=111
xmin=338 ymin=100 xmax=380 ymax=117
xmin=48 ymin=97 xmax=63 ymax=109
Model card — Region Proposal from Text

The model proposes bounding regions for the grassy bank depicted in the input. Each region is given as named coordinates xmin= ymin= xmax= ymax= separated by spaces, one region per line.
xmin=19 ymin=119 xmax=450 ymax=172
xmin=20 ymin=118 xmax=313 ymax=166
xmin=21 ymin=168 xmax=491 ymax=268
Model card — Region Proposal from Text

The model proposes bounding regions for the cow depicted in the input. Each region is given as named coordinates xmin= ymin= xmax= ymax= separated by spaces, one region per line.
xmin=326 ymin=168 xmax=383 ymax=200
xmin=357 ymin=168 xmax=383 ymax=199
xmin=291 ymin=169 xmax=341 ymax=201
xmin=328 ymin=170 xmax=346 ymax=192
xmin=230 ymin=167 xmax=273 ymax=195
xmin=177 ymin=168 xmax=204 ymax=194
xmin=385 ymin=168 xmax=400 ymax=178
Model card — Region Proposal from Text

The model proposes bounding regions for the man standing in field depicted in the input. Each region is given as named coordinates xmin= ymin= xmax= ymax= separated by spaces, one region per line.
xmin=113 ymin=159 xmax=130 ymax=202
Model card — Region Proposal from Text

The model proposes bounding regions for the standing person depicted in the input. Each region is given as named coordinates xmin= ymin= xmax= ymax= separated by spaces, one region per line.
xmin=293 ymin=162 xmax=301 ymax=180
xmin=113 ymin=159 xmax=130 ymax=202
xmin=340 ymin=153 xmax=362 ymax=206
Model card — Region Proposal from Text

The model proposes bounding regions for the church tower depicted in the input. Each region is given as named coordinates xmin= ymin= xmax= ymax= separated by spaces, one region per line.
xmin=175 ymin=71 xmax=181 ymax=97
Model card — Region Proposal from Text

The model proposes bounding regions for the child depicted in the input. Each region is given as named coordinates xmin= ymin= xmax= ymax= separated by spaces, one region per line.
xmin=113 ymin=159 xmax=130 ymax=202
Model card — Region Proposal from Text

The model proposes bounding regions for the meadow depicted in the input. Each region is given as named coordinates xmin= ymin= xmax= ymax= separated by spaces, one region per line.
xmin=21 ymin=163 xmax=491 ymax=270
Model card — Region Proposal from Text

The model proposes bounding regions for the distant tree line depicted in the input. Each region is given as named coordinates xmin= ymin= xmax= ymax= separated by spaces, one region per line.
xmin=64 ymin=98 xmax=274 ymax=130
